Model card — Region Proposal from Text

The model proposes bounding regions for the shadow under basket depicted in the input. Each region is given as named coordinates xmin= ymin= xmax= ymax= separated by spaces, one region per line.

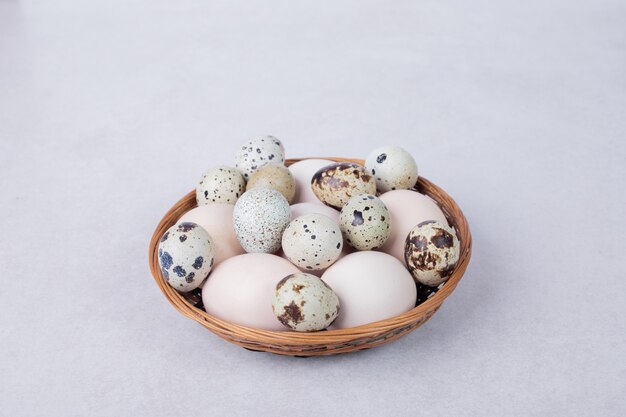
xmin=148 ymin=157 xmax=472 ymax=356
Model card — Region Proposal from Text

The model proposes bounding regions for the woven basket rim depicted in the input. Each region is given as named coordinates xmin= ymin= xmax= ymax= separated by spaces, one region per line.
xmin=148 ymin=157 xmax=472 ymax=349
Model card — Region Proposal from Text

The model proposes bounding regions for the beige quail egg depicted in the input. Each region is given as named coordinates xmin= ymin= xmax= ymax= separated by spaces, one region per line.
xmin=158 ymin=222 xmax=215 ymax=292
xmin=340 ymin=194 xmax=391 ymax=250
xmin=272 ymin=273 xmax=340 ymax=331
xmin=281 ymin=213 xmax=343 ymax=271
xmin=365 ymin=146 xmax=418 ymax=192
xmin=196 ymin=166 xmax=246 ymax=205
xmin=404 ymin=220 xmax=460 ymax=287
xmin=246 ymin=163 xmax=296 ymax=203
xmin=234 ymin=135 xmax=285 ymax=180
xmin=311 ymin=162 xmax=376 ymax=209
xmin=233 ymin=188 xmax=290 ymax=253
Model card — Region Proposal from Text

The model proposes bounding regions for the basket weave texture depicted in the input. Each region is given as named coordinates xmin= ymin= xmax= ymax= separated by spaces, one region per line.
xmin=149 ymin=157 xmax=472 ymax=356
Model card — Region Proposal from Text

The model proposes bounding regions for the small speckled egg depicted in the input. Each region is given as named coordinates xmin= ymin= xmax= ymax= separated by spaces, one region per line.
xmin=365 ymin=146 xmax=418 ymax=192
xmin=288 ymin=159 xmax=335 ymax=204
xmin=311 ymin=162 xmax=376 ymax=209
xmin=404 ymin=220 xmax=460 ymax=287
xmin=340 ymin=194 xmax=391 ymax=250
xmin=281 ymin=213 xmax=343 ymax=271
xmin=233 ymin=188 xmax=290 ymax=253
xmin=234 ymin=135 xmax=285 ymax=180
xmin=246 ymin=163 xmax=296 ymax=203
xmin=158 ymin=222 xmax=215 ymax=292
xmin=196 ymin=166 xmax=246 ymax=206
xmin=272 ymin=273 xmax=340 ymax=331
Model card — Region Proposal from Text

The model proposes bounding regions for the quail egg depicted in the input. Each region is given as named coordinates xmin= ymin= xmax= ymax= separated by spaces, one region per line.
xmin=233 ymin=188 xmax=290 ymax=253
xmin=281 ymin=213 xmax=343 ymax=271
xmin=246 ymin=163 xmax=296 ymax=203
xmin=196 ymin=166 xmax=246 ymax=206
xmin=311 ymin=162 xmax=376 ymax=209
xmin=365 ymin=146 xmax=418 ymax=192
xmin=404 ymin=220 xmax=460 ymax=287
xmin=158 ymin=222 xmax=215 ymax=292
xmin=272 ymin=273 xmax=340 ymax=332
xmin=340 ymin=194 xmax=391 ymax=250
xmin=234 ymin=135 xmax=285 ymax=180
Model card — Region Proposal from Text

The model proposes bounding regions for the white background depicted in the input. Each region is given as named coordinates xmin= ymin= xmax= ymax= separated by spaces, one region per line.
xmin=1 ymin=0 xmax=625 ymax=416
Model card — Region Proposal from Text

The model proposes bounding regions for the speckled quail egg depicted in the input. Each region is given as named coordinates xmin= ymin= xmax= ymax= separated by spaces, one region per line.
xmin=272 ymin=273 xmax=340 ymax=331
xmin=365 ymin=146 xmax=418 ymax=192
xmin=340 ymin=194 xmax=391 ymax=250
xmin=311 ymin=162 xmax=376 ymax=209
xmin=281 ymin=213 xmax=343 ymax=271
xmin=196 ymin=166 xmax=246 ymax=205
xmin=233 ymin=188 xmax=290 ymax=253
xmin=158 ymin=222 xmax=215 ymax=292
xmin=234 ymin=135 xmax=285 ymax=180
xmin=246 ymin=163 xmax=296 ymax=203
xmin=404 ymin=220 xmax=460 ymax=287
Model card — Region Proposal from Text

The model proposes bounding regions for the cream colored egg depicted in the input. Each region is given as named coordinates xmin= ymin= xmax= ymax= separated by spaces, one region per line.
xmin=179 ymin=203 xmax=245 ymax=265
xmin=246 ymin=163 xmax=296 ymax=203
xmin=202 ymin=253 xmax=300 ymax=331
xmin=288 ymin=159 xmax=335 ymax=204
xmin=321 ymin=251 xmax=417 ymax=329
xmin=377 ymin=190 xmax=448 ymax=264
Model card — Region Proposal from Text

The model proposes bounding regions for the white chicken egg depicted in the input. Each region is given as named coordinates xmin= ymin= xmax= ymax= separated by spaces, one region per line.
xmin=378 ymin=190 xmax=448 ymax=264
xmin=233 ymin=188 xmax=290 ymax=253
xmin=365 ymin=146 xmax=418 ymax=192
xmin=339 ymin=194 xmax=391 ymax=250
xmin=322 ymin=251 xmax=417 ymax=329
xmin=281 ymin=213 xmax=343 ymax=271
xmin=234 ymin=135 xmax=285 ymax=180
xmin=202 ymin=254 xmax=300 ymax=331
xmin=158 ymin=222 xmax=215 ymax=292
xmin=289 ymin=202 xmax=340 ymax=223
xmin=178 ymin=203 xmax=245 ymax=266
xmin=272 ymin=273 xmax=340 ymax=332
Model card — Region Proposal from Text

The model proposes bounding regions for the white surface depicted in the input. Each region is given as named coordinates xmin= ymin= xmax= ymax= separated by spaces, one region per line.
xmin=1 ymin=0 xmax=625 ymax=416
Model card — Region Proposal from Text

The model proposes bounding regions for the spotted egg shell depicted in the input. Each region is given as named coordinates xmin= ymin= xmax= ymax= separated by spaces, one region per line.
xmin=234 ymin=135 xmax=285 ymax=180
xmin=281 ymin=213 xmax=343 ymax=271
xmin=340 ymin=194 xmax=391 ymax=250
xmin=233 ymin=188 xmax=290 ymax=253
xmin=311 ymin=162 xmax=376 ymax=209
xmin=365 ymin=146 xmax=418 ymax=192
xmin=404 ymin=220 xmax=460 ymax=287
xmin=272 ymin=273 xmax=340 ymax=332
xmin=246 ymin=163 xmax=296 ymax=203
xmin=158 ymin=222 xmax=215 ymax=292
xmin=196 ymin=166 xmax=246 ymax=206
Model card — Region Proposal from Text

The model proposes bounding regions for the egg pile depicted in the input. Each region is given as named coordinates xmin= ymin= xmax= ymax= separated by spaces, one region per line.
xmin=157 ymin=136 xmax=460 ymax=332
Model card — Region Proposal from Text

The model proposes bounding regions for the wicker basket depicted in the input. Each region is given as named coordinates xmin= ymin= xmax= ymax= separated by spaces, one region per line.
xmin=149 ymin=157 xmax=472 ymax=356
